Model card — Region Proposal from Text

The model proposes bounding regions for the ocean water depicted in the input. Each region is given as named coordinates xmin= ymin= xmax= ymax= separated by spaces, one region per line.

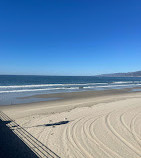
xmin=0 ymin=75 xmax=141 ymax=105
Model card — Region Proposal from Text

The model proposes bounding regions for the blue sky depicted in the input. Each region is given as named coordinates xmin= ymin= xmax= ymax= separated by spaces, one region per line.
xmin=0 ymin=0 xmax=141 ymax=75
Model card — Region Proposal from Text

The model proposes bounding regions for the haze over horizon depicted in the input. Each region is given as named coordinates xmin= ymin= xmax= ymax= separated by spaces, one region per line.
xmin=0 ymin=70 xmax=141 ymax=77
xmin=0 ymin=0 xmax=141 ymax=76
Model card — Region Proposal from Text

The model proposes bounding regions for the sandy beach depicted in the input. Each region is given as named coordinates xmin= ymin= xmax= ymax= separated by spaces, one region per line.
xmin=0 ymin=89 xmax=141 ymax=158
xmin=1 ymin=0 xmax=141 ymax=157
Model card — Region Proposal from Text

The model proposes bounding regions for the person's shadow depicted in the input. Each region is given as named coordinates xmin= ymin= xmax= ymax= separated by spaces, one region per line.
xmin=36 ymin=120 xmax=70 ymax=127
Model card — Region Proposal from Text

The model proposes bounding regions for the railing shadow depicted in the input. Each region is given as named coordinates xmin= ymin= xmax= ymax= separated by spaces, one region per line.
xmin=0 ymin=111 xmax=61 ymax=158
xmin=0 ymin=119 xmax=38 ymax=158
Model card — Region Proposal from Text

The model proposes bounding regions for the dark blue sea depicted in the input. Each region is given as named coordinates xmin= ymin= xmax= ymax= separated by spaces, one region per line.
xmin=0 ymin=75 xmax=141 ymax=105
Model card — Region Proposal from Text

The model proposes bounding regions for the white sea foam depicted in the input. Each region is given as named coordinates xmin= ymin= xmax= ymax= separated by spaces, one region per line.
xmin=83 ymin=85 xmax=127 ymax=89
xmin=112 ymin=81 xmax=133 ymax=84
xmin=1 ymin=81 xmax=139 ymax=89
xmin=0 ymin=87 xmax=80 ymax=93
xmin=1 ymin=83 xmax=141 ymax=93
xmin=83 ymin=83 xmax=141 ymax=89
xmin=0 ymin=83 xmax=107 ymax=89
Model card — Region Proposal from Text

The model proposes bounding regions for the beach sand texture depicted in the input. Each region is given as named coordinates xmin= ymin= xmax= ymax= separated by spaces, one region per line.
xmin=1 ymin=91 xmax=141 ymax=158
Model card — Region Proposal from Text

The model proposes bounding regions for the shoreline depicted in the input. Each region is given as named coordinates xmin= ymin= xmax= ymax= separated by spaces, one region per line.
xmin=20 ymin=86 xmax=141 ymax=100
xmin=1 ymin=86 xmax=141 ymax=107
xmin=1 ymin=87 xmax=141 ymax=119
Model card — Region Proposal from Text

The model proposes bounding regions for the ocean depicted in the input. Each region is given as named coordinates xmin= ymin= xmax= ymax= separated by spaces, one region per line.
xmin=0 ymin=75 xmax=141 ymax=105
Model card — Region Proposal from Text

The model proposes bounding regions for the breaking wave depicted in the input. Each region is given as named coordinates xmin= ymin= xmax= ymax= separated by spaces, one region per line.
xmin=0 ymin=82 xmax=141 ymax=93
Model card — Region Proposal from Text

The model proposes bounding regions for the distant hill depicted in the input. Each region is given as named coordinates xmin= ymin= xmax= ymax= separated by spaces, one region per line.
xmin=96 ymin=71 xmax=141 ymax=77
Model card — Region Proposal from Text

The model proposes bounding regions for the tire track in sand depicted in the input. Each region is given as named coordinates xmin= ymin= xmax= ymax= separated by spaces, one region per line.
xmin=105 ymin=111 xmax=141 ymax=157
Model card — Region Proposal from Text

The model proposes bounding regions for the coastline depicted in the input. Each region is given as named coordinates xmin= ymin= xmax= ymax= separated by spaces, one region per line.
xmin=0 ymin=87 xmax=141 ymax=119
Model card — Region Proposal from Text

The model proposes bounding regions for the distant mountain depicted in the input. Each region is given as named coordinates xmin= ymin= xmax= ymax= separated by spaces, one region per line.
xmin=96 ymin=71 xmax=141 ymax=77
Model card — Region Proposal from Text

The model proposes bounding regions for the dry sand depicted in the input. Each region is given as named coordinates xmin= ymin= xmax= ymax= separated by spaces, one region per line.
xmin=0 ymin=90 xmax=141 ymax=158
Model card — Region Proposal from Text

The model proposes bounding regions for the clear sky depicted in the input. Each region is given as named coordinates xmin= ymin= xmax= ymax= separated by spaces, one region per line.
xmin=0 ymin=0 xmax=141 ymax=76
